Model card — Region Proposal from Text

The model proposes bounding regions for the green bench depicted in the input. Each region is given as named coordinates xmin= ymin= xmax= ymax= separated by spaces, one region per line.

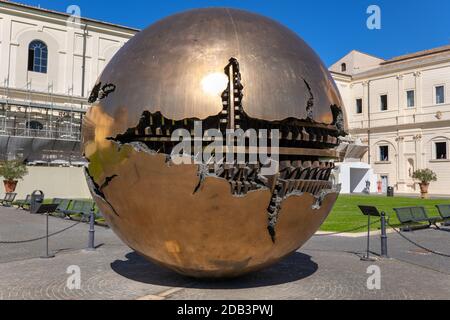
xmin=0 ymin=193 xmax=17 ymax=207
xmin=51 ymin=198 xmax=72 ymax=216
xmin=436 ymin=205 xmax=450 ymax=226
xmin=49 ymin=198 xmax=104 ymax=225
xmin=15 ymin=194 xmax=31 ymax=210
xmin=394 ymin=206 xmax=441 ymax=232
xmin=61 ymin=200 xmax=96 ymax=222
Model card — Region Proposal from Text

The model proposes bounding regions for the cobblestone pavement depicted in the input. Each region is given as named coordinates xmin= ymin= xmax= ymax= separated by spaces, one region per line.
xmin=0 ymin=207 xmax=449 ymax=300
xmin=0 ymin=207 xmax=121 ymax=264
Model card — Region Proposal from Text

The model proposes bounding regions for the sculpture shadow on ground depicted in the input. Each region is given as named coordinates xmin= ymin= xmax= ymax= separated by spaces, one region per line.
xmin=111 ymin=251 xmax=318 ymax=289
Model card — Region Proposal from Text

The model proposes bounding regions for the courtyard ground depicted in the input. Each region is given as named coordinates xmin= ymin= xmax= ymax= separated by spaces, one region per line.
xmin=0 ymin=206 xmax=449 ymax=300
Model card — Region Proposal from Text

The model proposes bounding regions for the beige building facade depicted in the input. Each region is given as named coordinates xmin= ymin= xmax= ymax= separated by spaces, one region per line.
xmin=331 ymin=47 xmax=450 ymax=195
xmin=0 ymin=0 xmax=137 ymax=100
xmin=0 ymin=1 xmax=137 ymax=164
xmin=0 ymin=1 xmax=137 ymax=198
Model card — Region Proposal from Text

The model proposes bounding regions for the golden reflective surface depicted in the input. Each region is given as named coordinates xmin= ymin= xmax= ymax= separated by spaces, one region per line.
xmin=94 ymin=8 xmax=345 ymax=127
xmin=88 ymin=142 xmax=338 ymax=278
xmin=83 ymin=8 xmax=343 ymax=278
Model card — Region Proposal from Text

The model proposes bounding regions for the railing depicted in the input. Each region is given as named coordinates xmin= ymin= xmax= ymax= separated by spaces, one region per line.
xmin=0 ymin=108 xmax=83 ymax=142
xmin=0 ymin=125 xmax=81 ymax=141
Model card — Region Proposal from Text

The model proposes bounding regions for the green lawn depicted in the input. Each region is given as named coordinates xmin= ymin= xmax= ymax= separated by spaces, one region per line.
xmin=320 ymin=195 xmax=450 ymax=233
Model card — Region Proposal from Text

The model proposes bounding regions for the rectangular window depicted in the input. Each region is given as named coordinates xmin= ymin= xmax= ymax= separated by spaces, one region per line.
xmin=436 ymin=86 xmax=445 ymax=104
xmin=436 ymin=142 xmax=447 ymax=160
xmin=356 ymin=98 xmax=363 ymax=114
xmin=380 ymin=95 xmax=388 ymax=111
xmin=406 ymin=90 xmax=415 ymax=108
xmin=379 ymin=146 xmax=389 ymax=162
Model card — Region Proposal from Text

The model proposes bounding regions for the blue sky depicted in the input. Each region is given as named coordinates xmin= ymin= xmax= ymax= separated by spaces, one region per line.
xmin=16 ymin=0 xmax=450 ymax=66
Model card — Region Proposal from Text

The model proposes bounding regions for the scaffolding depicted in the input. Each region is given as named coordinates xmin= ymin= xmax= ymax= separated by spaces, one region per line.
xmin=0 ymin=78 xmax=87 ymax=166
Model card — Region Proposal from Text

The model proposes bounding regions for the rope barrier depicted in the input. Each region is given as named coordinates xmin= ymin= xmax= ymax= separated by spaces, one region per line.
xmin=314 ymin=215 xmax=450 ymax=258
xmin=314 ymin=219 xmax=381 ymax=237
xmin=388 ymin=222 xmax=450 ymax=258
xmin=0 ymin=221 xmax=82 ymax=244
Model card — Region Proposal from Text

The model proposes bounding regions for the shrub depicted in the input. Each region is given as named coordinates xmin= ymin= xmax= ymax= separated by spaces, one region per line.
xmin=0 ymin=161 xmax=29 ymax=181
xmin=412 ymin=169 xmax=437 ymax=184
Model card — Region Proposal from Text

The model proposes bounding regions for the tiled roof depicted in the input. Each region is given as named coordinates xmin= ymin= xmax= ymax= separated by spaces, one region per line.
xmin=382 ymin=45 xmax=450 ymax=65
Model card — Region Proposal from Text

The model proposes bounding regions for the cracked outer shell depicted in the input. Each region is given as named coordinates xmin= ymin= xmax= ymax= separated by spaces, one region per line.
xmin=89 ymin=142 xmax=338 ymax=278
xmin=83 ymin=105 xmax=339 ymax=277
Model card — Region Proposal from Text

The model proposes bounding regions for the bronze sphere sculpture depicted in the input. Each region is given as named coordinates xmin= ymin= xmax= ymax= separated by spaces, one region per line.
xmin=83 ymin=8 xmax=347 ymax=278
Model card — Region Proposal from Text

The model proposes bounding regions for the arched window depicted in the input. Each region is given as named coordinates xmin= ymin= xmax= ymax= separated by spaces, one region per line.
xmin=28 ymin=40 xmax=48 ymax=73
xmin=341 ymin=63 xmax=347 ymax=72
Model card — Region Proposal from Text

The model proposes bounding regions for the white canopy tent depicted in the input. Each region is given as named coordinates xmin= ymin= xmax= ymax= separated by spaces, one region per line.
xmin=334 ymin=139 xmax=378 ymax=194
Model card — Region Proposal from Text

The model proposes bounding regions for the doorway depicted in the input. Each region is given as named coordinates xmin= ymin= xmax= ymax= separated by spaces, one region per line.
xmin=381 ymin=175 xmax=389 ymax=194
xmin=350 ymin=168 xmax=369 ymax=193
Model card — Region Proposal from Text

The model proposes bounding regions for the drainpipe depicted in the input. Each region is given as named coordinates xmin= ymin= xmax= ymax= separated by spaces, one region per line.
xmin=81 ymin=23 xmax=88 ymax=98
xmin=77 ymin=23 xmax=88 ymax=156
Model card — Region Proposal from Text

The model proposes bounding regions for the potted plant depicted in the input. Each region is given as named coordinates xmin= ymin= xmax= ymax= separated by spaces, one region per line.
xmin=0 ymin=161 xmax=29 ymax=193
xmin=412 ymin=169 xmax=437 ymax=199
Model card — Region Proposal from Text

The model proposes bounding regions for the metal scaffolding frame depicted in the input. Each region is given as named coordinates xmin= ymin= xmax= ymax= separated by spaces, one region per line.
xmin=0 ymin=78 xmax=87 ymax=166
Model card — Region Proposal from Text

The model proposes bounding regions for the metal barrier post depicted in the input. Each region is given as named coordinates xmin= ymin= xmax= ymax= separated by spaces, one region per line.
xmin=361 ymin=208 xmax=376 ymax=262
xmin=87 ymin=207 xmax=95 ymax=251
xmin=41 ymin=213 xmax=55 ymax=259
xmin=380 ymin=211 xmax=389 ymax=258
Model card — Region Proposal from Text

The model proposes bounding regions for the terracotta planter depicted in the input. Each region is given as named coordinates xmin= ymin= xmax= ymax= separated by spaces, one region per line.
xmin=419 ymin=182 xmax=429 ymax=199
xmin=3 ymin=180 xmax=18 ymax=193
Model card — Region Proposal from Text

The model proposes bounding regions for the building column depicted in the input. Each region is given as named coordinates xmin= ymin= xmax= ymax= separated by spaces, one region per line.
xmin=362 ymin=81 xmax=372 ymax=165
xmin=414 ymin=133 xmax=424 ymax=169
xmin=0 ymin=16 xmax=10 ymax=84
xmin=396 ymin=136 xmax=406 ymax=191
xmin=1 ymin=16 xmax=12 ymax=87
xmin=397 ymin=74 xmax=404 ymax=122
xmin=414 ymin=71 xmax=422 ymax=117
xmin=362 ymin=81 xmax=369 ymax=128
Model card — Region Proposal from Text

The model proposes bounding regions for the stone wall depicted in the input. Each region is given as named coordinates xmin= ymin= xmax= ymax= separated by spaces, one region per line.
xmin=1 ymin=166 xmax=91 ymax=200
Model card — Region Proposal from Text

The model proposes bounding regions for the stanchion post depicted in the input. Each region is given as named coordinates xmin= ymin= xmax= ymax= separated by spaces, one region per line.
xmin=87 ymin=207 xmax=95 ymax=251
xmin=380 ymin=211 xmax=389 ymax=258
xmin=359 ymin=206 xmax=377 ymax=262
xmin=361 ymin=211 xmax=373 ymax=261
xmin=41 ymin=212 xmax=55 ymax=259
